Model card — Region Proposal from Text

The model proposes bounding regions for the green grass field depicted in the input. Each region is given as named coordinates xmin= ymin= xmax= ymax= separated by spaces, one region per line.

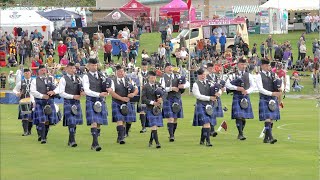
xmin=1 ymin=31 xmax=319 ymax=180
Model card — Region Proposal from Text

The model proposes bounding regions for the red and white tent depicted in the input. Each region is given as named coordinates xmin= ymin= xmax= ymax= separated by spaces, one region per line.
xmin=119 ymin=0 xmax=151 ymax=18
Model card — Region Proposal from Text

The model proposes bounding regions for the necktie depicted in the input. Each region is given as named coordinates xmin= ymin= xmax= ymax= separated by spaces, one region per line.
xmin=94 ymin=73 xmax=98 ymax=79
xmin=120 ymin=79 xmax=124 ymax=86
xmin=202 ymin=81 xmax=206 ymax=85
xmin=72 ymin=75 xmax=75 ymax=82
xmin=26 ymin=79 xmax=29 ymax=84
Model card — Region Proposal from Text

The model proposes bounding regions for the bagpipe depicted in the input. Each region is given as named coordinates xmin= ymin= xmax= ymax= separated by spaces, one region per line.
xmin=271 ymin=72 xmax=284 ymax=109
xmin=43 ymin=75 xmax=59 ymax=115
xmin=152 ymin=83 xmax=166 ymax=116
xmin=92 ymin=72 xmax=111 ymax=114
xmin=172 ymin=66 xmax=187 ymax=94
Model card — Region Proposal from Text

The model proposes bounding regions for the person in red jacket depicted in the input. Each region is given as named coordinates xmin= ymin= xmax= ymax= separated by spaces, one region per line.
xmin=57 ymin=41 xmax=67 ymax=62
xmin=31 ymin=55 xmax=43 ymax=75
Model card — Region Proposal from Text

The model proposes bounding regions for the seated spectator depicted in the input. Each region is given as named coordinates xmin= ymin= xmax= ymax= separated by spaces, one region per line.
xmin=60 ymin=55 xmax=69 ymax=66
xmin=46 ymin=55 xmax=54 ymax=67
xmin=7 ymin=53 xmax=17 ymax=67
xmin=291 ymin=71 xmax=304 ymax=92
xmin=104 ymin=63 xmax=114 ymax=76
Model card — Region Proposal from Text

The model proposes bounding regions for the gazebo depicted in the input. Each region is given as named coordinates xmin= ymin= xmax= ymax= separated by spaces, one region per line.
xmin=119 ymin=0 xmax=151 ymax=18
xmin=159 ymin=0 xmax=196 ymax=25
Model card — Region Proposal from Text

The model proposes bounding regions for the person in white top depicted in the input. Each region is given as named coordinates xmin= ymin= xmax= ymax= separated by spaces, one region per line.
xmin=82 ymin=58 xmax=109 ymax=151
xmin=192 ymin=68 xmax=217 ymax=146
xmin=225 ymin=58 xmax=255 ymax=141
xmin=180 ymin=47 xmax=189 ymax=63
xmin=13 ymin=68 xmax=34 ymax=136
xmin=48 ymin=62 xmax=85 ymax=148
xmin=30 ymin=65 xmax=60 ymax=144
xmin=256 ymin=59 xmax=283 ymax=144
xmin=121 ymin=28 xmax=129 ymax=39
xmin=304 ymin=13 xmax=311 ymax=34
xmin=166 ymin=25 xmax=172 ymax=39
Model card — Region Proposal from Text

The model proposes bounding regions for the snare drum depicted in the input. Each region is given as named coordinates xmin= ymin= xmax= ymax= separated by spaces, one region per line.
xmin=19 ymin=98 xmax=32 ymax=115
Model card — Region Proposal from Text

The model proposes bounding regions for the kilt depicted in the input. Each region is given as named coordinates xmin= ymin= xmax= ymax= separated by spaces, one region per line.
xmin=112 ymin=101 xmax=136 ymax=123
xmin=162 ymin=97 xmax=184 ymax=119
xmin=145 ymin=108 xmax=163 ymax=127
xmin=62 ymin=99 xmax=83 ymax=126
xmin=259 ymin=95 xmax=280 ymax=121
xmin=193 ymin=103 xmax=216 ymax=126
xmin=33 ymin=98 xmax=60 ymax=125
xmin=215 ymin=97 xmax=224 ymax=118
xmin=85 ymin=96 xmax=108 ymax=126
xmin=231 ymin=93 xmax=254 ymax=119
xmin=18 ymin=106 xmax=33 ymax=120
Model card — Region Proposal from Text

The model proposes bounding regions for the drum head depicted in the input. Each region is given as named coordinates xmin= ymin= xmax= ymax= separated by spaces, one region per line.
xmin=71 ymin=105 xmax=78 ymax=115
xmin=268 ymin=100 xmax=276 ymax=112
xmin=240 ymin=98 xmax=249 ymax=109
xmin=152 ymin=106 xmax=161 ymax=116
xmin=205 ymin=104 xmax=213 ymax=116
xmin=172 ymin=102 xmax=181 ymax=113
xmin=93 ymin=101 xmax=102 ymax=113
xmin=120 ymin=104 xmax=129 ymax=116
xmin=43 ymin=105 xmax=52 ymax=115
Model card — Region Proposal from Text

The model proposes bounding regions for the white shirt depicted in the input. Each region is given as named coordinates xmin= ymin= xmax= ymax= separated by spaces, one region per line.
xmin=225 ymin=71 xmax=255 ymax=94
xmin=13 ymin=78 xmax=35 ymax=102
xmin=256 ymin=71 xmax=274 ymax=96
xmin=121 ymin=31 xmax=129 ymax=39
xmin=192 ymin=81 xmax=211 ymax=101
xmin=142 ymin=53 xmax=149 ymax=59
xmin=110 ymin=77 xmax=126 ymax=91
xmin=83 ymin=72 xmax=101 ymax=97
xmin=160 ymin=73 xmax=190 ymax=92
xmin=167 ymin=27 xmax=172 ymax=35
xmin=180 ymin=50 xmax=188 ymax=58
xmin=30 ymin=76 xmax=55 ymax=99
xmin=53 ymin=74 xmax=78 ymax=99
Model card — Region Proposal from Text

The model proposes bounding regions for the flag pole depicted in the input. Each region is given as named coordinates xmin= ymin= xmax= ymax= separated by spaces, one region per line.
xmin=188 ymin=11 xmax=191 ymax=95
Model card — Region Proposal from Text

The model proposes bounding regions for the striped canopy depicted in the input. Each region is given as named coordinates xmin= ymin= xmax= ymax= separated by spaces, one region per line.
xmin=233 ymin=5 xmax=260 ymax=14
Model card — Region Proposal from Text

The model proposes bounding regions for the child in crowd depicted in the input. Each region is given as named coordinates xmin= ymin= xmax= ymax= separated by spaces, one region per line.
xmin=292 ymin=71 xmax=304 ymax=92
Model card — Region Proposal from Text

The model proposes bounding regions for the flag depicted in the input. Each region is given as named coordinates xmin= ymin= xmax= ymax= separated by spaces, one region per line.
xmin=217 ymin=120 xmax=228 ymax=132
xmin=187 ymin=0 xmax=192 ymax=10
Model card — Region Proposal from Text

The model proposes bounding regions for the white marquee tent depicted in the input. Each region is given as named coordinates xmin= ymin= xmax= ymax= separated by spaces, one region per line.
xmin=260 ymin=0 xmax=320 ymax=11
xmin=0 ymin=10 xmax=54 ymax=41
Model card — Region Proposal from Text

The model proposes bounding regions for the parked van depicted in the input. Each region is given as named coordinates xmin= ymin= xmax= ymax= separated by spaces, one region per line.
xmin=171 ymin=17 xmax=249 ymax=55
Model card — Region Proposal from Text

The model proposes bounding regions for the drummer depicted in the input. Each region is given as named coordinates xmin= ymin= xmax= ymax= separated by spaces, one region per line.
xmin=13 ymin=68 xmax=34 ymax=136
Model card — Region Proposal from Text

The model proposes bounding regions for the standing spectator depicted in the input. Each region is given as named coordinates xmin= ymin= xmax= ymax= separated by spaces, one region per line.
xmin=0 ymin=72 xmax=6 ymax=89
xmin=105 ymin=29 xmax=112 ymax=38
xmin=51 ymin=29 xmax=59 ymax=48
xmin=76 ymin=28 xmax=83 ymax=48
xmin=160 ymin=29 xmax=167 ymax=44
xmin=120 ymin=39 xmax=128 ymax=65
xmin=62 ymin=27 xmax=69 ymax=43
xmin=24 ymin=37 xmax=32 ymax=62
xmin=0 ymin=36 xmax=6 ymax=53
xmin=45 ymin=39 xmax=54 ymax=58
xmin=60 ymin=54 xmax=69 ymax=66
xmin=104 ymin=40 xmax=113 ymax=64
xmin=260 ymin=42 xmax=266 ymax=58
xmin=32 ymin=38 xmax=40 ymax=57
xmin=219 ymin=33 xmax=226 ymax=54
xmin=265 ymin=34 xmax=274 ymax=59
xmin=297 ymin=37 xmax=304 ymax=60
xmin=8 ymin=70 xmax=15 ymax=90
xmin=31 ymin=56 xmax=43 ymax=75
xmin=70 ymin=37 xmax=78 ymax=61
xmin=304 ymin=13 xmax=311 ymax=34
xmin=274 ymin=43 xmax=283 ymax=61
xmin=158 ymin=43 xmax=166 ymax=67
xmin=18 ymin=39 xmax=27 ymax=65
xmin=166 ymin=25 xmax=172 ymax=40
xmin=112 ymin=26 xmax=118 ymax=38
xmin=299 ymin=41 xmax=307 ymax=60
xmin=33 ymin=29 xmax=42 ymax=40
xmin=8 ymin=39 xmax=17 ymax=60
xmin=129 ymin=41 xmax=137 ymax=63
xmin=282 ymin=48 xmax=292 ymax=70
xmin=57 ymin=41 xmax=67 ymax=62
xmin=209 ymin=32 xmax=217 ymax=52
xmin=312 ymin=39 xmax=318 ymax=55
xmin=165 ymin=38 xmax=172 ymax=63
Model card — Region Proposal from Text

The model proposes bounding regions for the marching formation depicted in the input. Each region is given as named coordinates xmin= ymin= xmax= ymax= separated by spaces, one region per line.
xmin=14 ymin=57 xmax=283 ymax=151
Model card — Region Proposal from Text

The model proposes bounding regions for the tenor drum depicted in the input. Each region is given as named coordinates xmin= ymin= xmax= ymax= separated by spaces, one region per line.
xmin=19 ymin=98 xmax=32 ymax=115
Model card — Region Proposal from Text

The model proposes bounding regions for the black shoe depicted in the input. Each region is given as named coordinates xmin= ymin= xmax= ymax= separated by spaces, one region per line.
xmin=206 ymin=142 xmax=213 ymax=147
xmin=211 ymin=132 xmax=218 ymax=137
xmin=68 ymin=142 xmax=78 ymax=147
xmin=200 ymin=141 xmax=205 ymax=145
xmin=41 ymin=139 xmax=47 ymax=144
xmin=91 ymin=145 xmax=102 ymax=151
xmin=38 ymin=136 xmax=41 ymax=141
xmin=119 ymin=140 xmax=126 ymax=144
xmin=237 ymin=134 xmax=246 ymax=141
xmin=156 ymin=144 xmax=161 ymax=148
xmin=140 ymin=128 xmax=147 ymax=133
xmin=263 ymin=139 xmax=270 ymax=143
xmin=270 ymin=138 xmax=278 ymax=144
xmin=169 ymin=137 xmax=175 ymax=142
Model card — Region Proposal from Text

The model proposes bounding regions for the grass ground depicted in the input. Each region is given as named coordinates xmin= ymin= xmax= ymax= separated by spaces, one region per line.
xmin=0 ymin=31 xmax=319 ymax=180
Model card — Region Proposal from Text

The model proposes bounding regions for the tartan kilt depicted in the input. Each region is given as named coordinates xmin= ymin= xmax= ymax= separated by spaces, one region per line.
xmin=62 ymin=99 xmax=83 ymax=126
xmin=145 ymin=108 xmax=163 ymax=127
xmin=162 ymin=97 xmax=184 ymax=119
xmin=193 ymin=103 xmax=216 ymax=127
xmin=18 ymin=106 xmax=33 ymax=120
xmin=112 ymin=101 xmax=136 ymax=123
xmin=33 ymin=98 xmax=60 ymax=125
xmin=231 ymin=93 xmax=254 ymax=119
xmin=215 ymin=97 xmax=224 ymax=117
xmin=85 ymin=96 xmax=108 ymax=126
xmin=259 ymin=95 xmax=280 ymax=121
